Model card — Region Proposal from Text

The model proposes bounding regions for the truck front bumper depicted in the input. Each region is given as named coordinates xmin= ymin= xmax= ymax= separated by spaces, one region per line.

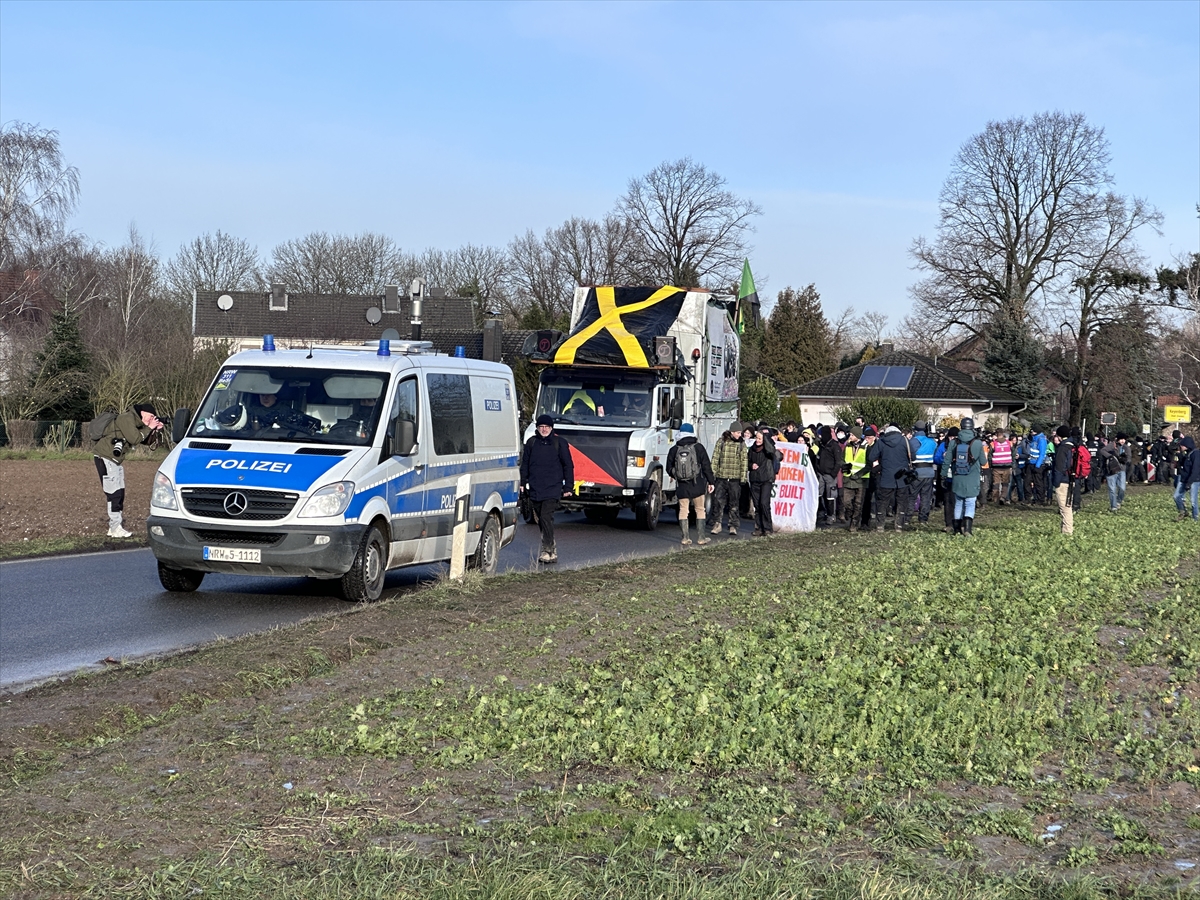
xmin=147 ymin=516 xmax=365 ymax=579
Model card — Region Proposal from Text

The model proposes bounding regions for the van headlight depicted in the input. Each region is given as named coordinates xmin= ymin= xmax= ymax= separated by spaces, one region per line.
xmin=298 ymin=482 xmax=355 ymax=518
xmin=151 ymin=472 xmax=178 ymax=510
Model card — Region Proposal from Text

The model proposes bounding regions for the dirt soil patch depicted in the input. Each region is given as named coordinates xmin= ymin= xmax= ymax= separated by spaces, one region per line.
xmin=0 ymin=457 xmax=160 ymax=546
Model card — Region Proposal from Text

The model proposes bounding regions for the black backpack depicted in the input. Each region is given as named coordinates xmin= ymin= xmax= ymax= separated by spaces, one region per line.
xmin=952 ymin=439 xmax=975 ymax=477
xmin=674 ymin=443 xmax=701 ymax=481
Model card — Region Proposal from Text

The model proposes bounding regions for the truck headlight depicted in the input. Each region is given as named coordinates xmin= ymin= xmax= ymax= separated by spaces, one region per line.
xmin=627 ymin=452 xmax=646 ymax=468
xmin=298 ymin=482 xmax=355 ymax=518
xmin=151 ymin=472 xmax=178 ymax=510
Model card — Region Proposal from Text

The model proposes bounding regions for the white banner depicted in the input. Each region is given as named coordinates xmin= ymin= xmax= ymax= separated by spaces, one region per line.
xmin=771 ymin=440 xmax=818 ymax=533
xmin=706 ymin=307 xmax=740 ymax=402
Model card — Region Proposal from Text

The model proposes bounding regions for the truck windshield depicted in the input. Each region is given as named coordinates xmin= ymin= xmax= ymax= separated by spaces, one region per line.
xmin=189 ymin=366 xmax=389 ymax=445
xmin=535 ymin=374 xmax=655 ymax=427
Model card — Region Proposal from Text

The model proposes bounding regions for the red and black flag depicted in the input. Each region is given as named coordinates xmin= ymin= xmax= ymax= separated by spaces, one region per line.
xmin=547 ymin=286 xmax=687 ymax=367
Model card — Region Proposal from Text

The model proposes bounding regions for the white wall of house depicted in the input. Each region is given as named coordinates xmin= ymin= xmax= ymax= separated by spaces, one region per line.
xmin=796 ymin=400 xmax=1015 ymax=430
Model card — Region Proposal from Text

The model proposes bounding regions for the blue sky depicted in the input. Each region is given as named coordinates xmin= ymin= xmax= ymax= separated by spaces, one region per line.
xmin=2 ymin=0 xmax=1197 ymax=325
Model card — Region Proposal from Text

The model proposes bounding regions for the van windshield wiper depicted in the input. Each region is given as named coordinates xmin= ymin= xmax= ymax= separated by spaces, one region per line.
xmin=554 ymin=416 xmax=580 ymax=425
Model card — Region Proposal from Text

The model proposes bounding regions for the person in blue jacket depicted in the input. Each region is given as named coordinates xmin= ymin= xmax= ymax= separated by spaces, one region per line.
xmin=519 ymin=414 xmax=574 ymax=563
xmin=1026 ymin=425 xmax=1049 ymax=504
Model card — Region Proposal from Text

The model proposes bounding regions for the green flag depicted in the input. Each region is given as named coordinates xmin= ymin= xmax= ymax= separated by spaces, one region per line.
xmin=737 ymin=259 xmax=760 ymax=334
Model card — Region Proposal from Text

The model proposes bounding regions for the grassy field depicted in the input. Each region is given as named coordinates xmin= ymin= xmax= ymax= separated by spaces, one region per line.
xmin=1 ymin=488 xmax=1197 ymax=898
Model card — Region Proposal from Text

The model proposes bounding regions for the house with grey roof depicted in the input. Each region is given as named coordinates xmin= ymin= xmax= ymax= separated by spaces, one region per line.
xmin=789 ymin=350 xmax=1029 ymax=428
xmin=192 ymin=287 xmax=481 ymax=351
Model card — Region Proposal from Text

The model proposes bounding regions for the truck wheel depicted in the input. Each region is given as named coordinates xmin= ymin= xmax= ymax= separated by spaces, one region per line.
xmin=340 ymin=525 xmax=387 ymax=602
xmin=158 ymin=562 xmax=204 ymax=593
xmin=636 ymin=478 xmax=662 ymax=531
xmin=469 ymin=514 xmax=501 ymax=575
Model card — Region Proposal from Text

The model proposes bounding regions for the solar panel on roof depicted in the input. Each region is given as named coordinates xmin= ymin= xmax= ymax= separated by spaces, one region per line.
xmin=856 ymin=365 xmax=888 ymax=389
xmin=881 ymin=366 xmax=914 ymax=389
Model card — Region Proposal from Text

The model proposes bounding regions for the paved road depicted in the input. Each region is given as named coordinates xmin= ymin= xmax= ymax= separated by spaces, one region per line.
xmin=0 ymin=509 xmax=752 ymax=691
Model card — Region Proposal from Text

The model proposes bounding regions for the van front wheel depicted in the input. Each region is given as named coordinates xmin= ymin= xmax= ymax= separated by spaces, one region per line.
xmin=158 ymin=562 xmax=204 ymax=593
xmin=341 ymin=525 xmax=387 ymax=602
xmin=469 ymin=514 xmax=501 ymax=575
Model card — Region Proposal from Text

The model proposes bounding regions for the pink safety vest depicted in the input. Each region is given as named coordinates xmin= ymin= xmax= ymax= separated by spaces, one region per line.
xmin=991 ymin=439 xmax=1013 ymax=466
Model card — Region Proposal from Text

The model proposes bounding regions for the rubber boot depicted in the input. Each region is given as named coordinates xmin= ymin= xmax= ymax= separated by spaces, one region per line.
xmin=963 ymin=516 xmax=973 ymax=536
xmin=107 ymin=504 xmax=132 ymax=538
xmin=952 ymin=518 xmax=962 ymax=536
xmin=680 ymin=517 xmax=692 ymax=545
xmin=696 ymin=519 xmax=710 ymax=545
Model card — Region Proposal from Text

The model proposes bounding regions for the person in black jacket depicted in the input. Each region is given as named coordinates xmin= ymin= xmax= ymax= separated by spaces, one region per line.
xmin=519 ymin=414 xmax=574 ymax=563
xmin=814 ymin=425 xmax=842 ymax=528
xmin=666 ymin=423 xmax=715 ymax=545
xmin=1051 ymin=425 xmax=1075 ymax=534
xmin=868 ymin=424 xmax=912 ymax=532
xmin=747 ymin=425 xmax=779 ymax=536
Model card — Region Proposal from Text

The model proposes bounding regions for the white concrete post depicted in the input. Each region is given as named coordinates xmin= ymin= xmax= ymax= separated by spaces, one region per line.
xmin=448 ymin=473 xmax=471 ymax=580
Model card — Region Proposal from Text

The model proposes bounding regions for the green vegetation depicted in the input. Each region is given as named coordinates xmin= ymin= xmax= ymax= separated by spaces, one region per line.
xmin=1 ymin=491 xmax=1197 ymax=897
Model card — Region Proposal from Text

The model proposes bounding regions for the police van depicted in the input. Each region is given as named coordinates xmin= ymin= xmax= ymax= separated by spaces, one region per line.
xmin=147 ymin=336 xmax=520 ymax=601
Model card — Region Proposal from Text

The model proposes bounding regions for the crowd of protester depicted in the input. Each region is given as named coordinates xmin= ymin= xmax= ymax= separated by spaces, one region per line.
xmin=744 ymin=417 xmax=1199 ymax=536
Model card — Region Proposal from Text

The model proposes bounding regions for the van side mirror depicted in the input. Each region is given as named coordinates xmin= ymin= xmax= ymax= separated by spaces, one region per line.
xmin=670 ymin=417 xmax=682 ymax=430
xmin=172 ymin=408 xmax=192 ymax=444
xmin=392 ymin=419 xmax=417 ymax=456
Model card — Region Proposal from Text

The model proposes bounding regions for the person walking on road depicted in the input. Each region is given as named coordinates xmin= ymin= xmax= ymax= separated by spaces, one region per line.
xmin=519 ymin=414 xmax=574 ymax=564
xmin=667 ymin=423 xmax=715 ymax=545
xmin=709 ymin=421 xmax=748 ymax=536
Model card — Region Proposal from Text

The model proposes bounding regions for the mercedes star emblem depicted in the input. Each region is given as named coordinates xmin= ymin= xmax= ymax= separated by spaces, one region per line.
xmin=223 ymin=491 xmax=249 ymax=516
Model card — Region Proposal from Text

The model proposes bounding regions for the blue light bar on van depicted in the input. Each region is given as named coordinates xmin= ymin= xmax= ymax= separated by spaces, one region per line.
xmin=378 ymin=340 xmax=391 ymax=357
xmin=262 ymin=334 xmax=276 ymax=352
xmin=454 ymin=345 xmax=466 ymax=358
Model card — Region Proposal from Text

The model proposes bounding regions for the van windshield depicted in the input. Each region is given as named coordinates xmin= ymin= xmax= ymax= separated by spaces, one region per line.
xmin=190 ymin=367 xmax=389 ymax=445
xmin=535 ymin=372 xmax=655 ymax=427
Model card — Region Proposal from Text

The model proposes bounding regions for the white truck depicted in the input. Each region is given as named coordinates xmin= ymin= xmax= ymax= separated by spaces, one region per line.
xmin=523 ymin=285 xmax=740 ymax=529
xmin=147 ymin=337 xmax=521 ymax=601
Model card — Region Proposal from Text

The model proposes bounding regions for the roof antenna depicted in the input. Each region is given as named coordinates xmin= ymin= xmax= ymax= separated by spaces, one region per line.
xmin=307 ymin=340 xmax=313 ymax=360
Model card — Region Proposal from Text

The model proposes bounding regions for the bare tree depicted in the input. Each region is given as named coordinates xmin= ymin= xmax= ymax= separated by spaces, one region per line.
xmin=910 ymin=111 xmax=1114 ymax=335
xmin=893 ymin=313 xmax=957 ymax=357
xmin=1049 ymin=193 xmax=1162 ymax=424
xmin=101 ymin=224 xmax=160 ymax=341
xmin=163 ymin=230 xmax=263 ymax=304
xmin=0 ymin=121 xmax=80 ymax=270
xmin=618 ymin=158 xmax=761 ymax=288
xmin=548 ymin=215 xmax=644 ymax=286
xmin=504 ymin=229 xmax=572 ymax=329
xmin=268 ymin=232 xmax=412 ymax=294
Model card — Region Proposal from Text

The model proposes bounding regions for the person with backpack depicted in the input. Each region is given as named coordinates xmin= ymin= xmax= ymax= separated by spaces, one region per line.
xmin=519 ymin=414 xmax=574 ymax=563
xmin=1051 ymin=426 xmax=1075 ymax=535
xmin=91 ymin=403 xmax=164 ymax=538
xmin=667 ymin=423 xmax=714 ymax=545
xmin=709 ymin=421 xmax=748 ymax=536
xmin=747 ymin=424 xmax=779 ymax=536
xmin=1026 ymin=425 xmax=1049 ymax=504
xmin=941 ymin=417 xmax=984 ymax=535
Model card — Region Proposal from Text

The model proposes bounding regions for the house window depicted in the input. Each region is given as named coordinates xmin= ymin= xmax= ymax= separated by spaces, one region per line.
xmin=269 ymin=284 xmax=288 ymax=311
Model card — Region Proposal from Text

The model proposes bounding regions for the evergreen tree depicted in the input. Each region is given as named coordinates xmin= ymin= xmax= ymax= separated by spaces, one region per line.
xmin=740 ymin=376 xmax=779 ymax=426
xmin=979 ymin=315 xmax=1047 ymax=413
xmin=1089 ymin=305 xmax=1156 ymax=431
xmin=760 ymin=284 xmax=835 ymax=390
xmin=33 ymin=308 xmax=91 ymax=420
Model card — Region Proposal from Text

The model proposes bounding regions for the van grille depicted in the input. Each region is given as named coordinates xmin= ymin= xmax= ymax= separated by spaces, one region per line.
xmin=181 ymin=487 xmax=299 ymax=520
xmin=188 ymin=529 xmax=285 ymax=546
